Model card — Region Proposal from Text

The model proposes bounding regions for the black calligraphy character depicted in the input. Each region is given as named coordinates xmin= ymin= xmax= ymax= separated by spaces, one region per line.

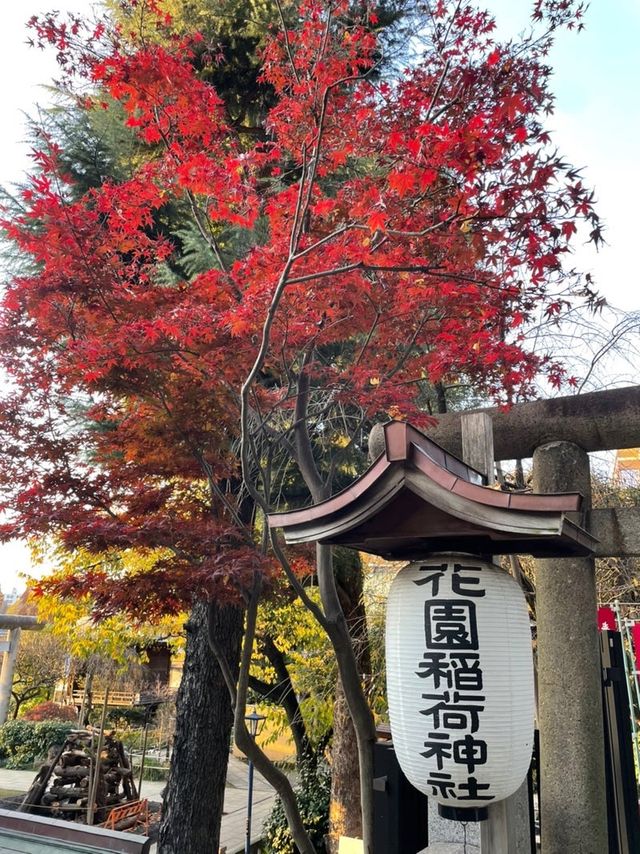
xmin=425 ymin=600 xmax=479 ymax=650
xmin=413 ymin=563 xmax=448 ymax=594
xmin=452 ymin=564 xmax=486 ymax=597
xmin=421 ymin=732 xmax=452 ymax=769
xmin=452 ymin=734 xmax=488 ymax=774
xmin=457 ymin=776 xmax=493 ymax=801
xmin=451 ymin=654 xmax=483 ymax=691
xmin=426 ymin=772 xmax=456 ymax=799
xmin=416 ymin=652 xmax=451 ymax=687
xmin=420 ymin=696 xmax=485 ymax=732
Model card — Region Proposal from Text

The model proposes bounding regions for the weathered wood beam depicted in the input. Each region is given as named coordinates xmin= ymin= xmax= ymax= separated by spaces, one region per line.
xmin=427 ymin=385 xmax=640 ymax=461
xmin=0 ymin=615 xmax=41 ymax=630
xmin=589 ymin=507 xmax=640 ymax=558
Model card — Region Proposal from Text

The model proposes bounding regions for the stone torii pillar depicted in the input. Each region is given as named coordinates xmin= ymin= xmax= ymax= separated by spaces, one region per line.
xmin=533 ymin=442 xmax=607 ymax=854
xmin=0 ymin=614 xmax=42 ymax=724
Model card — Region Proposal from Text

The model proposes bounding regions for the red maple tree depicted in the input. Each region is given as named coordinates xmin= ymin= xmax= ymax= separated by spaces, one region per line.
xmin=0 ymin=1 xmax=600 ymax=850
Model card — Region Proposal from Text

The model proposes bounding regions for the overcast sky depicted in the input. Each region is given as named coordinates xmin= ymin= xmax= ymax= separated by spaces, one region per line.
xmin=0 ymin=0 xmax=638 ymax=594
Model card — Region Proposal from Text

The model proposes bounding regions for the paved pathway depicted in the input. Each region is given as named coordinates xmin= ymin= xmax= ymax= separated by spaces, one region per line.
xmin=0 ymin=754 xmax=276 ymax=854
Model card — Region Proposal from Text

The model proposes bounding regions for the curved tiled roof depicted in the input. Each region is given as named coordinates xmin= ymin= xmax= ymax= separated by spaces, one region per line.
xmin=268 ymin=420 xmax=597 ymax=559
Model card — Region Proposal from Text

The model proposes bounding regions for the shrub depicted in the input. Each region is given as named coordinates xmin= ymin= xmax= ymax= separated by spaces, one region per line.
xmin=263 ymin=763 xmax=330 ymax=854
xmin=0 ymin=720 xmax=75 ymax=768
xmin=23 ymin=702 xmax=77 ymax=722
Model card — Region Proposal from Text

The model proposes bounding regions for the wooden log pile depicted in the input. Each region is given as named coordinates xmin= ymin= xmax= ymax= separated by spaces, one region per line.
xmin=19 ymin=728 xmax=138 ymax=824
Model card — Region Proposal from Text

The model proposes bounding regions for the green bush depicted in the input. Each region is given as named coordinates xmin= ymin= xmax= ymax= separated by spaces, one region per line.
xmin=0 ymin=720 xmax=74 ymax=768
xmin=263 ymin=763 xmax=330 ymax=854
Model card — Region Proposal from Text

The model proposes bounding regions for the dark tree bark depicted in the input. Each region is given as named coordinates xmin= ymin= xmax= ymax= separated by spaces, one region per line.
xmin=328 ymin=548 xmax=371 ymax=852
xmin=250 ymin=633 xmax=316 ymax=770
xmin=434 ymin=380 xmax=448 ymax=414
xmin=329 ymin=678 xmax=361 ymax=850
xmin=158 ymin=600 xmax=243 ymax=854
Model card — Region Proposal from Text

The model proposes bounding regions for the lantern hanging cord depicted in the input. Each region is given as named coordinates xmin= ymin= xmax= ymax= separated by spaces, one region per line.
xmin=461 ymin=821 xmax=468 ymax=854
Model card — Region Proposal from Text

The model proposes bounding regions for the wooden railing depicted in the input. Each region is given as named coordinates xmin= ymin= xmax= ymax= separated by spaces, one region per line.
xmin=72 ymin=690 xmax=136 ymax=707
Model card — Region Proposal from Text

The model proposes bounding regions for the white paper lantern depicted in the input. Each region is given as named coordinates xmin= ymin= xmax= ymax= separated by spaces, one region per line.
xmin=385 ymin=554 xmax=535 ymax=813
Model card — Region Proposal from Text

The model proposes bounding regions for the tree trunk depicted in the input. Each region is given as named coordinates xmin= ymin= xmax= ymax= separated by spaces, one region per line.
xmin=250 ymin=634 xmax=316 ymax=770
xmin=82 ymin=669 xmax=94 ymax=727
xmin=329 ymin=678 xmax=362 ymax=850
xmin=328 ymin=548 xmax=372 ymax=852
xmin=434 ymin=381 xmax=448 ymax=414
xmin=158 ymin=600 xmax=243 ymax=854
xmin=290 ymin=374 xmax=375 ymax=850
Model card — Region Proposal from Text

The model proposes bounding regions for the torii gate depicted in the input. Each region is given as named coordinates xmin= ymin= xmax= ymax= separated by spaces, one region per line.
xmin=420 ymin=384 xmax=640 ymax=853
xmin=0 ymin=614 xmax=42 ymax=724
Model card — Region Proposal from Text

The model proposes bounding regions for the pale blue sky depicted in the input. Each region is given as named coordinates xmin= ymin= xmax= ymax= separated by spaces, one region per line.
xmin=489 ymin=0 xmax=640 ymax=311
xmin=0 ymin=0 xmax=638 ymax=593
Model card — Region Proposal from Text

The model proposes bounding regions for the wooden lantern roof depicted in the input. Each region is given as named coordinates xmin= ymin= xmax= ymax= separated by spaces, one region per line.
xmin=268 ymin=421 xmax=597 ymax=560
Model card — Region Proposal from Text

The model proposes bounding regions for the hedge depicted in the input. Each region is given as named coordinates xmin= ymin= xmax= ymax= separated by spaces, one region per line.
xmin=0 ymin=720 xmax=75 ymax=768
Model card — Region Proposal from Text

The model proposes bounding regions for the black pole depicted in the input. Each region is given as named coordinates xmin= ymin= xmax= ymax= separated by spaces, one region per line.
xmin=138 ymin=708 xmax=151 ymax=798
xmin=245 ymin=758 xmax=255 ymax=854
xmin=601 ymin=629 xmax=640 ymax=854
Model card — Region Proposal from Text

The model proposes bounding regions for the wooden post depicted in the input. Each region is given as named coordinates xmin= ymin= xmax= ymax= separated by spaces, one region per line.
xmin=138 ymin=711 xmax=151 ymax=798
xmin=87 ymin=688 xmax=109 ymax=826
xmin=461 ymin=412 xmax=532 ymax=854
xmin=461 ymin=412 xmax=495 ymax=483
xmin=532 ymin=441 xmax=608 ymax=854
xmin=0 ymin=628 xmax=21 ymax=724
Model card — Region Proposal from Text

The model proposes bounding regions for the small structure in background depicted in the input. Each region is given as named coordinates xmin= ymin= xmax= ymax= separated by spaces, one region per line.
xmin=54 ymin=640 xmax=182 ymax=714
xmin=0 ymin=586 xmax=21 ymax=610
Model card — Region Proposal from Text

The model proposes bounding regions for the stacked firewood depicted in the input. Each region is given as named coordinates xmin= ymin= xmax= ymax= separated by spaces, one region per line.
xmin=20 ymin=728 xmax=138 ymax=823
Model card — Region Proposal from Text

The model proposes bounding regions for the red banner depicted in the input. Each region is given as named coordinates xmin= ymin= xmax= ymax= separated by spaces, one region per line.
xmin=631 ymin=623 xmax=640 ymax=673
xmin=597 ymin=606 xmax=618 ymax=632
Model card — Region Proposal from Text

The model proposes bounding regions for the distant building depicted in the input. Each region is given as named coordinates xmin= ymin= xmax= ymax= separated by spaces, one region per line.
xmin=614 ymin=448 xmax=640 ymax=487
xmin=0 ymin=587 xmax=20 ymax=613
xmin=53 ymin=641 xmax=183 ymax=708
